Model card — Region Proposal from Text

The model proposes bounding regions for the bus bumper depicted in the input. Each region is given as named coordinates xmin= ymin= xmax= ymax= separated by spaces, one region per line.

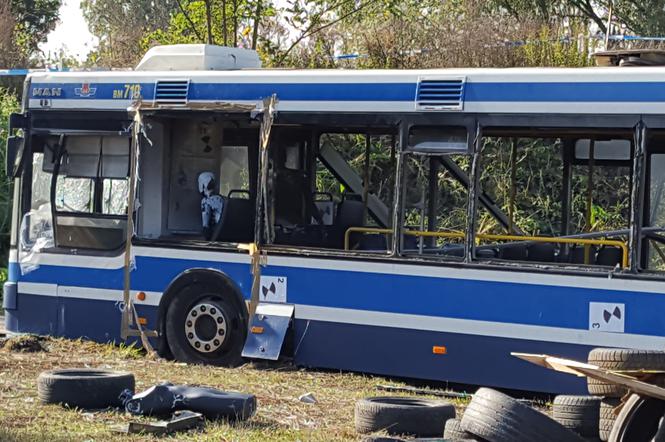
xmin=3 ymin=282 xmax=17 ymax=310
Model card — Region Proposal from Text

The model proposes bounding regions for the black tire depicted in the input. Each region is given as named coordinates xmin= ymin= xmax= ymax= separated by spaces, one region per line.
xmin=165 ymin=282 xmax=247 ymax=367
xmin=608 ymin=394 xmax=665 ymax=442
xmin=354 ymin=396 xmax=455 ymax=437
xmin=460 ymin=388 xmax=585 ymax=442
xmin=37 ymin=369 xmax=134 ymax=409
xmin=361 ymin=438 xmax=407 ymax=442
xmin=587 ymin=348 xmax=665 ymax=397
xmin=599 ymin=398 xmax=621 ymax=442
xmin=444 ymin=418 xmax=486 ymax=441
xmin=552 ymin=395 xmax=601 ymax=437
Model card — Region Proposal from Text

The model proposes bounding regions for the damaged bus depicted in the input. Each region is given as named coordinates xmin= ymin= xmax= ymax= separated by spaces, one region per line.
xmin=5 ymin=44 xmax=665 ymax=394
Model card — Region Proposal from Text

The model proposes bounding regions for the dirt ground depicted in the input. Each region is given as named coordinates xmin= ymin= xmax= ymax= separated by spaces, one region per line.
xmin=0 ymin=335 xmax=471 ymax=441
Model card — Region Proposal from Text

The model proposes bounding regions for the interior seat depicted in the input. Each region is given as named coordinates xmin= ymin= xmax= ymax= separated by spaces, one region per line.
xmin=211 ymin=190 xmax=254 ymax=243
xmin=596 ymin=246 xmax=623 ymax=267
xmin=499 ymin=243 xmax=528 ymax=261
xmin=527 ymin=243 xmax=556 ymax=262
xmin=569 ymin=245 xmax=598 ymax=264
xmin=334 ymin=195 xmax=365 ymax=249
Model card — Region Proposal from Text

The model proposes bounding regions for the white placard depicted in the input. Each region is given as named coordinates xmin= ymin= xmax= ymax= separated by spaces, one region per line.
xmin=259 ymin=276 xmax=287 ymax=303
xmin=589 ymin=302 xmax=625 ymax=333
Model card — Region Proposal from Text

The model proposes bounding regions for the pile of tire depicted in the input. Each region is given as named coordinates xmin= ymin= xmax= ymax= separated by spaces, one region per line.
xmin=355 ymin=389 xmax=587 ymax=441
xmin=459 ymin=388 xmax=584 ymax=442
xmin=584 ymin=348 xmax=665 ymax=442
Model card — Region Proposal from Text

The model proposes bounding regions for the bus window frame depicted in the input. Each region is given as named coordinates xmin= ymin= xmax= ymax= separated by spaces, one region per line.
xmin=392 ymin=122 xmax=477 ymax=262
xmin=48 ymin=132 xmax=132 ymax=252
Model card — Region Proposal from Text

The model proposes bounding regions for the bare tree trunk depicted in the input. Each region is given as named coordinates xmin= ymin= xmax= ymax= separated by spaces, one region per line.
xmin=232 ymin=0 xmax=238 ymax=47
xmin=205 ymin=0 xmax=213 ymax=44
xmin=252 ymin=0 xmax=262 ymax=50
xmin=222 ymin=0 xmax=228 ymax=46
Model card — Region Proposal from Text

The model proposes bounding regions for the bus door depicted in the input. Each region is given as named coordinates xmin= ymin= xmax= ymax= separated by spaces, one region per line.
xmin=15 ymin=123 xmax=132 ymax=338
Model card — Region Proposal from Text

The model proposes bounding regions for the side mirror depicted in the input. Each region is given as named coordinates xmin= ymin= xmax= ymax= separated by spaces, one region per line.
xmin=9 ymin=113 xmax=28 ymax=130
xmin=6 ymin=136 xmax=24 ymax=178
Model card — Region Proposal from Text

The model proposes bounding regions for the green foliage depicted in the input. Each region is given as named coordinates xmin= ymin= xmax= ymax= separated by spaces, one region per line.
xmin=521 ymin=25 xmax=593 ymax=68
xmin=82 ymin=0 xmax=178 ymax=67
xmin=9 ymin=0 xmax=61 ymax=55
xmin=491 ymin=0 xmax=665 ymax=36
xmin=141 ymin=0 xmax=272 ymax=52
xmin=0 ymin=89 xmax=19 ymax=261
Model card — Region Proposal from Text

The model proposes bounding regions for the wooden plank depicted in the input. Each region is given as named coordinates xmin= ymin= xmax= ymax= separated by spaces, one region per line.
xmin=512 ymin=352 xmax=665 ymax=401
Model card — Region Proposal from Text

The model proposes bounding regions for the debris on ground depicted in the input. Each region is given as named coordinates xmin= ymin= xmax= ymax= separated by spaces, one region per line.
xmin=0 ymin=335 xmax=49 ymax=352
xmin=515 ymin=348 xmax=665 ymax=441
xmin=298 ymin=392 xmax=317 ymax=404
xmin=111 ymin=410 xmax=204 ymax=435
xmin=125 ymin=382 xmax=256 ymax=421
xmin=1 ymin=337 xmax=394 ymax=440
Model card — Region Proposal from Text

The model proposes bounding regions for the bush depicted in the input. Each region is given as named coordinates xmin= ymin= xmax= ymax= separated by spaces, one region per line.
xmin=0 ymin=89 xmax=19 ymax=262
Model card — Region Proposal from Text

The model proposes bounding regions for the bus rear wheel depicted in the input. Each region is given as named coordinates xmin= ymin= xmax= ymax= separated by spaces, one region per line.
xmin=165 ymin=285 xmax=246 ymax=367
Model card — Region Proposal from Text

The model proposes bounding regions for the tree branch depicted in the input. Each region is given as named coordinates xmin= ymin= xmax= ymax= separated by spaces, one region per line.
xmin=276 ymin=0 xmax=379 ymax=64
xmin=204 ymin=0 xmax=214 ymax=44
xmin=251 ymin=0 xmax=262 ymax=50
xmin=569 ymin=0 xmax=606 ymax=33
xmin=175 ymin=0 xmax=205 ymax=42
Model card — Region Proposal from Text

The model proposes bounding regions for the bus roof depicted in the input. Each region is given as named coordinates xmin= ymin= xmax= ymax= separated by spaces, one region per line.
xmin=25 ymin=65 xmax=665 ymax=115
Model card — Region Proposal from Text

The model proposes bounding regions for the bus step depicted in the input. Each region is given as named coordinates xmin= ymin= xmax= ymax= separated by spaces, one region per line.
xmin=242 ymin=303 xmax=294 ymax=361
xmin=124 ymin=328 xmax=159 ymax=338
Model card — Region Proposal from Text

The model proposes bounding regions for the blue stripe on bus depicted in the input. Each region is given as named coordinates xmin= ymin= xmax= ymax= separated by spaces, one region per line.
xmin=292 ymin=318 xmax=589 ymax=393
xmin=27 ymin=81 xmax=665 ymax=103
xmin=3 ymin=290 xmax=589 ymax=393
xmin=11 ymin=256 xmax=665 ymax=337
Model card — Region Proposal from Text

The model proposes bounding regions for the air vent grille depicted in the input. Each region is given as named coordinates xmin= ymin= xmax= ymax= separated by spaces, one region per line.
xmin=416 ymin=77 xmax=465 ymax=111
xmin=154 ymin=79 xmax=190 ymax=105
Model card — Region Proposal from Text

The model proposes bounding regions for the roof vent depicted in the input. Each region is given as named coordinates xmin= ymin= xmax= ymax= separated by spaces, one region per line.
xmin=416 ymin=77 xmax=465 ymax=111
xmin=136 ymin=44 xmax=262 ymax=71
xmin=154 ymin=79 xmax=189 ymax=105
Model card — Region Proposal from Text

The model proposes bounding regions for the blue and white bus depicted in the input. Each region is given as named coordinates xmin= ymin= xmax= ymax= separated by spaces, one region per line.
xmin=5 ymin=44 xmax=665 ymax=394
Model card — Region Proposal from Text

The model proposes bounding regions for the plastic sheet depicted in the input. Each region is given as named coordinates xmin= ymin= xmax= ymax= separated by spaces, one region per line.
xmin=19 ymin=203 xmax=54 ymax=274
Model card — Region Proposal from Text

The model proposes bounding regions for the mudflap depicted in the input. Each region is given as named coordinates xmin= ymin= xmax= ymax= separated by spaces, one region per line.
xmin=241 ymin=303 xmax=294 ymax=361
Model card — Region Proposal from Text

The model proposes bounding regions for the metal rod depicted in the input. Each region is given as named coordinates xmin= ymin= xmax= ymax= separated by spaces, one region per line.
xmin=585 ymin=140 xmax=595 ymax=264
xmin=464 ymin=122 xmax=482 ymax=263
xmin=345 ymin=227 xmax=630 ymax=268
xmin=561 ymin=141 xmax=573 ymax=237
xmin=509 ymin=138 xmax=518 ymax=233
xmin=390 ymin=125 xmax=408 ymax=257
xmin=629 ymin=122 xmax=647 ymax=272
xmin=388 ymin=134 xmax=397 ymax=218
xmin=121 ymin=112 xmax=140 ymax=340
xmin=427 ymin=158 xmax=438 ymax=247
xmin=362 ymin=134 xmax=371 ymax=222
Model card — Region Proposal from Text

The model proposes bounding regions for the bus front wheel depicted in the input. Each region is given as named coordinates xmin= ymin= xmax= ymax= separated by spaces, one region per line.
xmin=164 ymin=284 xmax=246 ymax=367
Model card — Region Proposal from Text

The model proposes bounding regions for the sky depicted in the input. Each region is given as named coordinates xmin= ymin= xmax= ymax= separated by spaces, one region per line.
xmin=39 ymin=0 xmax=98 ymax=63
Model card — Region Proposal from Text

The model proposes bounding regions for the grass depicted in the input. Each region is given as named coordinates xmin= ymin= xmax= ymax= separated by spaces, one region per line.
xmin=0 ymin=336 xmax=471 ymax=441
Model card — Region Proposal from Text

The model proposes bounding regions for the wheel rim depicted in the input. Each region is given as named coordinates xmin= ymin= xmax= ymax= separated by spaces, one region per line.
xmin=184 ymin=301 xmax=228 ymax=353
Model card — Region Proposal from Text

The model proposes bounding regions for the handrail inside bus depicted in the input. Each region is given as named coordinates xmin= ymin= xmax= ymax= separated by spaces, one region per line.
xmin=343 ymin=227 xmax=629 ymax=268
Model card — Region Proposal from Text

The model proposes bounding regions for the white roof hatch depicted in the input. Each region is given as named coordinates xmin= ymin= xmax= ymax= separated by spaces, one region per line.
xmin=135 ymin=44 xmax=262 ymax=71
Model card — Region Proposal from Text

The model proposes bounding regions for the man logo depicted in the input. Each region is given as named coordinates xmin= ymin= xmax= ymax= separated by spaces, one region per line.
xmin=74 ymin=83 xmax=97 ymax=98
